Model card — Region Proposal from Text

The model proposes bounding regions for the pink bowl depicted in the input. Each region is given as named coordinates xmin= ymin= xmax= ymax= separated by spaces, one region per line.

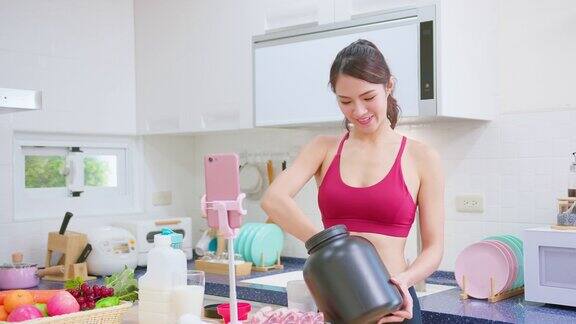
xmin=217 ymin=302 xmax=252 ymax=323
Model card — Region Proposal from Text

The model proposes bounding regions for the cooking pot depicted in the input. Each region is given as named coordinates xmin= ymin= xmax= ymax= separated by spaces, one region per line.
xmin=0 ymin=252 xmax=65 ymax=289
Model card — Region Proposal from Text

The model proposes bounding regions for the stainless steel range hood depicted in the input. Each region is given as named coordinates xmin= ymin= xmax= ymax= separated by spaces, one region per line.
xmin=0 ymin=87 xmax=42 ymax=113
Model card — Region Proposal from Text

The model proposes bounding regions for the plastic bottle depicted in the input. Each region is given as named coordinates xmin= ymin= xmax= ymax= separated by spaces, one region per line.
xmin=569 ymin=152 xmax=576 ymax=197
xmin=303 ymin=225 xmax=402 ymax=324
xmin=138 ymin=229 xmax=187 ymax=324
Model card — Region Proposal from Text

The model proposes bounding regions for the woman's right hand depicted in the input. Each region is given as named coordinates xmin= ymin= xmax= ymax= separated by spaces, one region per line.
xmin=377 ymin=277 xmax=413 ymax=323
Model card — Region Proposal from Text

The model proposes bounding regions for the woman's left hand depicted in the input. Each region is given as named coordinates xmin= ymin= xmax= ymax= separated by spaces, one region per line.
xmin=377 ymin=277 xmax=413 ymax=323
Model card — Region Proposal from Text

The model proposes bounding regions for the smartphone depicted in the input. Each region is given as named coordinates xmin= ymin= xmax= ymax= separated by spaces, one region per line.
xmin=204 ymin=153 xmax=242 ymax=229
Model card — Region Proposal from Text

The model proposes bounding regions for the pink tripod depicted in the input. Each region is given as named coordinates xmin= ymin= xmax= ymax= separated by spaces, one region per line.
xmin=201 ymin=193 xmax=247 ymax=323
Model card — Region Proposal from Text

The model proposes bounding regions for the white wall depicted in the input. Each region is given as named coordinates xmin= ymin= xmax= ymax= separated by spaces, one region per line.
xmin=0 ymin=0 xmax=136 ymax=134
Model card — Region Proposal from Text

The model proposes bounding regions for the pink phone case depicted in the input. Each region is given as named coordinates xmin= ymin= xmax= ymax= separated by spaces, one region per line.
xmin=204 ymin=153 xmax=242 ymax=229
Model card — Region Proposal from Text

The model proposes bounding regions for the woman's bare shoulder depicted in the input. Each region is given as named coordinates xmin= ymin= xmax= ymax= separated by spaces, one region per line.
xmin=306 ymin=134 xmax=342 ymax=152
xmin=404 ymin=137 xmax=441 ymax=165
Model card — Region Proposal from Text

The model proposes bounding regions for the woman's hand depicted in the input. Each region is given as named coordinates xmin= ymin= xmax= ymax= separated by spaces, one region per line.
xmin=377 ymin=277 xmax=413 ymax=323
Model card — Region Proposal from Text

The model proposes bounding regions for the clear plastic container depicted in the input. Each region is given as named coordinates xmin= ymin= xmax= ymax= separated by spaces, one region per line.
xmin=138 ymin=229 xmax=187 ymax=324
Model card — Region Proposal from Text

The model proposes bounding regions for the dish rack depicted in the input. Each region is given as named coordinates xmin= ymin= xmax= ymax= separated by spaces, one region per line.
xmin=459 ymin=275 xmax=524 ymax=302
xmin=195 ymin=232 xmax=284 ymax=275
xmin=24 ymin=301 xmax=132 ymax=324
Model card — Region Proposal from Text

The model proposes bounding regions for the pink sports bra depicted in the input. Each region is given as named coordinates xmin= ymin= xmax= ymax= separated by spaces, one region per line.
xmin=318 ymin=133 xmax=417 ymax=237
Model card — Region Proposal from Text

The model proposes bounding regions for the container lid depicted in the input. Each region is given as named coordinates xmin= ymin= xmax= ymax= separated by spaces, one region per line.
xmin=305 ymin=225 xmax=348 ymax=253
xmin=203 ymin=304 xmax=222 ymax=319
xmin=0 ymin=252 xmax=36 ymax=269
xmin=154 ymin=232 xmax=172 ymax=247
xmin=162 ymin=228 xmax=183 ymax=248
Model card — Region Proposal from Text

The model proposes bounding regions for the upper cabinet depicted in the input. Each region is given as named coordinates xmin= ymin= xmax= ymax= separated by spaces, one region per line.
xmin=135 ymin=0 xmax=266 ymax=134
xmin=254 ymin=0 xmax=498 ymax=127
xmin=0 ymin=88 xmax=42 ymax=114
xmin=2 ymin=0 xmax=136 ymax=135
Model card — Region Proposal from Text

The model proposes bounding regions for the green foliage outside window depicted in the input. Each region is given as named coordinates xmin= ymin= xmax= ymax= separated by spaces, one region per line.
xmin=25 ymin=156 xmax=66 ymax=188
xmin=84 ymin=157 xmax=111 ymax=187
xmin=25 ymin=155 xmax=112 ymax=188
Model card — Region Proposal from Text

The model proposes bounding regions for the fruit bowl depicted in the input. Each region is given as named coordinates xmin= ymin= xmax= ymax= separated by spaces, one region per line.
xmin=15 ymin=301 xmax=132 ymax=324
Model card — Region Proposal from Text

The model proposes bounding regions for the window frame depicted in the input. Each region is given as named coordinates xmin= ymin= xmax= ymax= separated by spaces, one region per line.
xmin=13 ymin=133 xmax=142 ymax=221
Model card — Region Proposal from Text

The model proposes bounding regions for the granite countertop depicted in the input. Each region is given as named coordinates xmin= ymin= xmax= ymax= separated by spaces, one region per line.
xmin=31 ymin=257 xmax=576 ymax=323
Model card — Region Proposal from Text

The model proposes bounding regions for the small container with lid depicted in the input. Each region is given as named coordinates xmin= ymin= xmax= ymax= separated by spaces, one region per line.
xmin=303 ymin=225 xmax=403 ymax=324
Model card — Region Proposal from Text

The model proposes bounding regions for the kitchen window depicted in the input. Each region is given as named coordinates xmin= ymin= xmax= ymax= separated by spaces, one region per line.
xmin=14 ymin=133 xmax=141 ymax=220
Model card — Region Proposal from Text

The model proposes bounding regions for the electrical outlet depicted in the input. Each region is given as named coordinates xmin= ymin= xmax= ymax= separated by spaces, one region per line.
xmin=152 ymin=191 xmax=172 ymax=206
xmin=455 ymin=194 xmax=484 ymax=213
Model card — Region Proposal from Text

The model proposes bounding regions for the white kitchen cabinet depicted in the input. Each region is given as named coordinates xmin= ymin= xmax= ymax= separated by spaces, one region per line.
xmin=135 ymin=0 xmax=266 ymax=134
xmin=254 ymin=0 xmax=498 ymax=127
xmin=2 ymin=0 xmax=136 ymax=135
xmin=264 ymin=0 xmax=356 ymax=32
xmin=351 ymin=0 xmax=499 ymax=121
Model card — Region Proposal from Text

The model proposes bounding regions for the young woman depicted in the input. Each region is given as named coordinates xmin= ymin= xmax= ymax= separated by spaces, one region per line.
xmin=261 ymin=39 xmax=444 ymax=323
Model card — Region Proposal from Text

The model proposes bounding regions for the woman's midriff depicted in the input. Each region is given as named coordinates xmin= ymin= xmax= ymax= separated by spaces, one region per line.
xmin=350 ymin=231 xmax=409 ymax=276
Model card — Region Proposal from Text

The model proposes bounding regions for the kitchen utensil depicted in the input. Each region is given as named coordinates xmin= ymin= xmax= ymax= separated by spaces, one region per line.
xmin=0 ymin=253 xmax=65 ymax=289
xmin=303 ymin=225 xmax=402 ymax=323
xmin=266 ymin=160 xmax=275 ymax=185
xmin=485 ymin=235 xmax=524 ymax=288
xmin=250 ymin=223 xmax=284 ymax=267
xmin=455 ymin=241 xmax=510 ymax=299
xmin=235 ymin=223 xmax=257 ymax=256
xmin=239 ymin=163 xmax=263 ymax=195
xmin=85 ymin=226 xmax=137 ymax=276
xmin=76 ymin=243 xmax=93 ymax=263
xmin=204 ymin=304 xmax=222 ymax=319
xmin=242 ymin=223 xmax=265 ymax=262
xmin=484 ymin=240 xmax=516 ymax=291
xmin=51 ymin=211 xmax=74 ymax=266
xmin=233 ymin=223 xmax=248 ymax=258
xmin=216 ymin=302 xmax=252 ymax=324
xmin=503 ymin=234 xmax=523 ymax=249
xmin=194 ymin=229 xmax=213 ymax=256
xmin=59 ymin=211 xmax=73 ymax=234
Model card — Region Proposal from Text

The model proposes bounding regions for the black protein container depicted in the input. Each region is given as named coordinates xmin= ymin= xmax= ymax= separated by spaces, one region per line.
xmin=303 ymin=225 xmax=403 ymax=324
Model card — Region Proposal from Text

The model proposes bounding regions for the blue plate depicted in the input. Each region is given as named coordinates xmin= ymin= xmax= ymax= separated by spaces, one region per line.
xmin=250 ymin=224 xmax=284 ymax=267
xmin=236 ymin=223 xmax=258 ymax=258
xmin=242 ymin=223 xmax=265 ymax=262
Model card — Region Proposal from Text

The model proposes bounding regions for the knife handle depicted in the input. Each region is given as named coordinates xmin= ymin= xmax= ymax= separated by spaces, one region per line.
xmin=59 ymin=212 xmax=73 ymax=235
xmin=76 ymin=243 xmax=93 ymax=263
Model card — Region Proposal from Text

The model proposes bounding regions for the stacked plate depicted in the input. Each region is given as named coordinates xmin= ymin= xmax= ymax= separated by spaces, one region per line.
xmin=455 ymin=234 xmax=523 ymax=299
xmin=233 ymin=223 xmax=284 ymax=267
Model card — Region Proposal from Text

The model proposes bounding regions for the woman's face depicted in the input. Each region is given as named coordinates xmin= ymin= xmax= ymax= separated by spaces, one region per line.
xmin=334 ymin=74 xmax=392 ymax=133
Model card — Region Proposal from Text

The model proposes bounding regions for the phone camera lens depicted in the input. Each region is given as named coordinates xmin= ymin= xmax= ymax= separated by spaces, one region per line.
xmin=208 ymin=157 xmax=214 ymax=162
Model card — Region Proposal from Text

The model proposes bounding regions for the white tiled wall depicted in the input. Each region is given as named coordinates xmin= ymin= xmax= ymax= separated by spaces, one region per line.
xmin=188 ymin=109 xmax=576 ymax=271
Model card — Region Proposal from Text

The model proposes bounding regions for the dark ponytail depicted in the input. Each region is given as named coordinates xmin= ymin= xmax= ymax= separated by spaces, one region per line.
xmin=329 ymin=39 xmax=400 ymax=129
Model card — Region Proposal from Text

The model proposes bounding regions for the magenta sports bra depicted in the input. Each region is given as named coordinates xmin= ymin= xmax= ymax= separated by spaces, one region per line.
xmin=318 ymin=133 xmax=417 ymax=237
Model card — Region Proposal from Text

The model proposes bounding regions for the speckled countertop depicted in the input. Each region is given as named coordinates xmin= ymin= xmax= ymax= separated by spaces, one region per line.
xmin=32 ymin=257 xmax=576 ymax=323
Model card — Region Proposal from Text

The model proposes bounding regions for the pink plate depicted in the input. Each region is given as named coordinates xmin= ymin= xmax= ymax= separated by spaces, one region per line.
xmin=485 ymin=240 xmax=517 ymax=292
xmin=455 ymin=241 xmax=510 ymax=299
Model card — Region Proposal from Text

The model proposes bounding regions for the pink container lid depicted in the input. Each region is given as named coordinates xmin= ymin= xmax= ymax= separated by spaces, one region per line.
xmin=217 ymin=302 xmax=252 ymax=323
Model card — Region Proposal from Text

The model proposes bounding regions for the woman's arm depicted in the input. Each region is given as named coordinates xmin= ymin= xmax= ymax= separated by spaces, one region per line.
xmin=396 ymin=145 xmax=445 ymax=287
xmin=260 ymin=136 xmax=331 ymax=243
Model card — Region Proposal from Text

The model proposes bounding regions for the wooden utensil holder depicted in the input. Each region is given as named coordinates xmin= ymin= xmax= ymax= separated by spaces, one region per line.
xmin=459 ymin=275 xmax=524 ymax=302
xmin=44 ymin=231 xmax=96 ymax=282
